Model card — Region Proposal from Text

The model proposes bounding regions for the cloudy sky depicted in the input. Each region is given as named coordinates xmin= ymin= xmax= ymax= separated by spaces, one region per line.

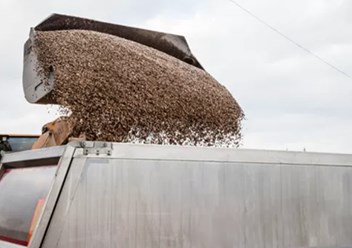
xmin=0 ymin=0 xmax=351 ymax=153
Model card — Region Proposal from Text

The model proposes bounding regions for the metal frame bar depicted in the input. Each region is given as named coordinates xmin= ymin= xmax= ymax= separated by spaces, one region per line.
xmin=28 ymin=146 xmax=76 ymax=248
xmin=0 ymin=146 xmax=65 ymax=169
xmin=39 ymin=156 xmax=88 ymax=247
xmin=73 ymin=142 xmax=352 ymax=167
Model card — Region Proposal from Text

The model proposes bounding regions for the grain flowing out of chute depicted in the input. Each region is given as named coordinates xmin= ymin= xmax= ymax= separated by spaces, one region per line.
xmin=34 ymin=30 xmax=244 ymax=147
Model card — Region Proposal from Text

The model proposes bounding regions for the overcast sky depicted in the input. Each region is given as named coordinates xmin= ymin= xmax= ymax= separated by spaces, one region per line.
xmin=0 ymin=0 xmax=351 ymax=153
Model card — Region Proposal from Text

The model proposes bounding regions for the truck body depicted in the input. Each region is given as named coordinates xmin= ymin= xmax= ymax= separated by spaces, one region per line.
xmin=0 ymin=142 xmax=351 ymax=248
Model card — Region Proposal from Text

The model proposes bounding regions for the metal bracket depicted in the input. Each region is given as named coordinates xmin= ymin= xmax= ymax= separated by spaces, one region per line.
xmin=79 ymin=141 xmax=112 ymax=156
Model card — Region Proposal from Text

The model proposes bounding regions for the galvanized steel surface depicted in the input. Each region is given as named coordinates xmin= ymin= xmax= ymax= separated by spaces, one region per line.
xmin=39 ymin=143 xmax=352 ymax=248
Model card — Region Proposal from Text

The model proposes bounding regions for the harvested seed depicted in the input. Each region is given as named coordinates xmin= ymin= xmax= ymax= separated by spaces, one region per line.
xmin=34 ymin=30 xmax=244 ymax=147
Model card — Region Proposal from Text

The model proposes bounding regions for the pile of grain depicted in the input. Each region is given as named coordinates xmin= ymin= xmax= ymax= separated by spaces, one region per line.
xmin=34 ymin=30 xmax=244 ymax=147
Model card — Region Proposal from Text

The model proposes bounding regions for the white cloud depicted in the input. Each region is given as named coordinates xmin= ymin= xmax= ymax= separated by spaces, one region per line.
xmin=143 ymin=0 xmax=352 ymax=153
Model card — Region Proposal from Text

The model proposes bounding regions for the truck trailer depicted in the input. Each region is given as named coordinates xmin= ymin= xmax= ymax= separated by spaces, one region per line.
xmin=1 ymin=142 xmax=352 ymax=247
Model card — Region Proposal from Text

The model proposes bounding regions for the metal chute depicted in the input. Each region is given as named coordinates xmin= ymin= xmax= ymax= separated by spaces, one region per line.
xmin=23 ymin=13 xmax=203 ymax=104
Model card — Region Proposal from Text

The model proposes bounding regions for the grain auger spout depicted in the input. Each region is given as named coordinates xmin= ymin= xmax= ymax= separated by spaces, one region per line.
xmin=23 ymin=13 xmax=204 ymax=104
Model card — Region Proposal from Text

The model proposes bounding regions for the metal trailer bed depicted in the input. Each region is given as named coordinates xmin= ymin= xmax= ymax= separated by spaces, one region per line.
xmin=0 ymin=142 xmax=352 ymax=248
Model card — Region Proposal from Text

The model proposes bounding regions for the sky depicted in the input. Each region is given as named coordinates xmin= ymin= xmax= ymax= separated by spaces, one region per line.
xmin=0 ymin=0 xmax=351 ymax=153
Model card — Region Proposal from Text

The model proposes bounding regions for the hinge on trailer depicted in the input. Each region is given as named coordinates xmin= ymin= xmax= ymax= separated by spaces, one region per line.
xmin=79 ymin=141 xmax=112 ymax=156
